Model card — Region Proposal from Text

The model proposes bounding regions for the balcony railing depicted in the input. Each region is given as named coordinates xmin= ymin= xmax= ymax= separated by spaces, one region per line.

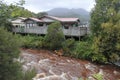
xmin=12 ymin=26 xmax=87 ymax=37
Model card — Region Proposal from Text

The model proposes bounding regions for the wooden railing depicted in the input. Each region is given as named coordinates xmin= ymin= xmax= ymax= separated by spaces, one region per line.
xmin=12 ymin=26 xmax=87 ymax=37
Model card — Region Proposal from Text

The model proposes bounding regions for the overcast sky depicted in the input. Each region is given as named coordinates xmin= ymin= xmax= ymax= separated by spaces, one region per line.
xmin=4 ymin=0 xmax=95 ymax=13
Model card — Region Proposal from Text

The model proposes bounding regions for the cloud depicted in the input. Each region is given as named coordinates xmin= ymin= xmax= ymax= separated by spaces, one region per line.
xmin=4 ymin=0 xmax=95 ymax=13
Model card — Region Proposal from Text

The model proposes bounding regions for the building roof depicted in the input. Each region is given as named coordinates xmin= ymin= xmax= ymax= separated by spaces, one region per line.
xmin=11 ymin=17 xmax=26 ymax=24
xmin=18 ymin=17 xmax=26 ymax=20
xmin=24 ymin=17 xmax=42 ymax=22
xmin=40 ymin=15 xmax=80 ymax=22
xmin=57 ymin=18 xmax=79 ymax=22
xmin=22 ymin=16 xmax=80 ymax=23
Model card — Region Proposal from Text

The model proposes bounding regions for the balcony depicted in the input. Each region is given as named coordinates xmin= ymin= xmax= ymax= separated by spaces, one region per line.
xmin=12 ymin=26 xmax=87 ymax=37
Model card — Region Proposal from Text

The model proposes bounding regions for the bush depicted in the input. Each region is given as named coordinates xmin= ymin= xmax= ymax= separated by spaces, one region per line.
xmin=91 ymin=54 xmax=107 ymax=63
xmin=93 ymin=73 xmax=103 ymax=80
xmin=22 ymin=35 xmax=44 ymax=49
xmin=74 ymin=41 xmax=93 ymax=60
xmin=22 ymin=69 xmax=36 ymax=80
xmin=44 ymin=21 xmax=65 ymax=50
xmin=62 ymin=38 xmax=76 ymax=56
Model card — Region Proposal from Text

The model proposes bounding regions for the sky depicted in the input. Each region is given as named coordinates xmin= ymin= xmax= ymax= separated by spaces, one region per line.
xmin=4 ymin=0 xmax=95 ymax=13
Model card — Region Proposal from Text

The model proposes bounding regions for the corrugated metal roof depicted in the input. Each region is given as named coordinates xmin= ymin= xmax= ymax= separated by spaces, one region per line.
xmin=23 ymin=17 xmax=43 ymax=22
xmin=18 ymin=17 xmax=26 ymax=20
xmin=43 ymin=16 xmax=79 ymax=22
xmin=58 ymin=18 xmax=79 ymax=22
xmin=29 ymin=17 xmax=43 ymax=22
xmin=23 ymin=16 xmax=80 ymax=23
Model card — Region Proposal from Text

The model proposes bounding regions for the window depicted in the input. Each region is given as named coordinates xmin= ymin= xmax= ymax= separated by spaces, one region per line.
xmin=64 ymin=25 xmax=69 ymax=29
xmin=15 ymin=25 xmax=18 ymax=27
xmin=29 ymin=24 xmax=33 ymax=27
xmin=37 ymin=23 xmax=44 ymax=26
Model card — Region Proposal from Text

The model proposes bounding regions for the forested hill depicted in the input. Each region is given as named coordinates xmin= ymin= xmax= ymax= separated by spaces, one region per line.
xmin=47 ymin=8 xmax=90 ymax=22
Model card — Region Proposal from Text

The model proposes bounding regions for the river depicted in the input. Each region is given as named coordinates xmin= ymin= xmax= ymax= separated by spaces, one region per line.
xmin=20 ymin=49 xmax=120 ymax=80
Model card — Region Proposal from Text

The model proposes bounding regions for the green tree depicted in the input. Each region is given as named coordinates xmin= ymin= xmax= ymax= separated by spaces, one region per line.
xmin=44 ymin=21 xmax=65 ymax=50
xmin=9 ymin=0 xmax=35 ymax=18
xmin=90 ymin=0 xmax=120 ymax=36
xmin=10 ymin=5 xmax=35 ymax=18
xmin=91 ymin=0 xmax=120 ymax=63
xmin=0 ymin=28 xmax=22 ymax=80
xmin=93 ymin=22 xmax=120 ymax=63
xmin=0 ymin=1 xmax=13 ymax=31
xmin=36 ymin=12 xmax=48 ymax=18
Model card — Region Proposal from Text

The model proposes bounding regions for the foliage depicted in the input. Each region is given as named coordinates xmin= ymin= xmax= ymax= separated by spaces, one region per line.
xmin=8 ymin=0 xmax=35 ymax=18
xmin=74 ymin=41 xmax=93 ymax=60
xmin=90 ymin=0 xmax=120 ymax=36
xmin=93 ymin=73 xmax=103 ymax=80
xmin=0 ymin=28 xmax=23 ymax=80
xmin=92 ymin=22 xmax=120 ymax=63
xmin=9 ymin=5 xmax=35 ymax=18
xmin=78 ymin=73 xmax=103 ymax=80
xmin=22 ymin=69 xmax=36 ymax=80
xmin=62 ymin=38 xmax=76 ymax=56
xmin=21 ymin=35 xmax=44 ymax=49
xmin=44 ymin=21 xmax=65 ymax=50
xmin=36 ymin=12 xmax=48 ymax=18
xmin=0 ymin=1 xmax=13 ymax=31
xmin=90 ymin=0 xmax=120 ymax=63
xmin=0 ymin=0 xmax=35 ymax=31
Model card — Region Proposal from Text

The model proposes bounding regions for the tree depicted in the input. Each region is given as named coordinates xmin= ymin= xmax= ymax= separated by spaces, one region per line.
xmin=9 ymin=5 xmax=36 ymax=18
xmin=0 ymin=28 xmax=22 ymax=80
xmin=9 ymin=0 xmax=35 ymax=18
xmin=44 ymin=21 xmax=65 ymax=50
xmin=91 ymin=0 xmax=120 ymax=63
xmin=36 ymin=12 xmax=48 ymax=18
xmin=90 ymin=0 xmax=120 ymax=36
xmin=0 ymin=1 xmax=12 ymax=31
xmin=92 ymin=22 xmax=120 ymax=63
xmin=0 ymin=0 xmax=34 ymax=31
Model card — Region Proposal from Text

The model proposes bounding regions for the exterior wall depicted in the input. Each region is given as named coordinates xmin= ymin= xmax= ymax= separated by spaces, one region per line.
xmin=24 ymin=20 xmax=37 ymax=28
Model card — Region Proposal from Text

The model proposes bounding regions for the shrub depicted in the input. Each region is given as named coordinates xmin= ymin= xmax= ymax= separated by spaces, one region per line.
xmin=62 ymin=38 xmax=76 ymax=56
xmin=22 ymin=35 xmax=44 ymax=49
xmin=93 ymin=73 xmax=103 ymax=80
xmin=91 ymin=54 xmax=107 ymax=63
xmin=22 ymin=69 xmax=36 ymax=80
xmin=74 ymin=41 xmax=93 ymax=60
xmin=44 ymin=21 xmax=65 ymax=50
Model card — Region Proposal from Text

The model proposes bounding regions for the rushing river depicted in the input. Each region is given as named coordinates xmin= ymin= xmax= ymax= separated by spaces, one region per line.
xmin=20 ymin=49 xmax=120 ymax=80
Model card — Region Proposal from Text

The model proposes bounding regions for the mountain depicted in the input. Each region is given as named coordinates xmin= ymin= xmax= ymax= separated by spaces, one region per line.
xmin=47 ymin=8 xmax=90 ymax=22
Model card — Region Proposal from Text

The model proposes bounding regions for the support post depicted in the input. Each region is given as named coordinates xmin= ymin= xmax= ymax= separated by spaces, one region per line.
xmin=79 ymin=27 xmax=81 ymax=41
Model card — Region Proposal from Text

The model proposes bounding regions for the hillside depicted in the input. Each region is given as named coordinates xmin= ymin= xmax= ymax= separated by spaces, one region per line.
xmin=47 ymin=8 xmax=90 ymax=22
